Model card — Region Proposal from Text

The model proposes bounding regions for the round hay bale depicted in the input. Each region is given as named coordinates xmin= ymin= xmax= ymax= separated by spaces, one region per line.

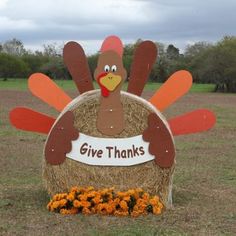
xmin=43 ymin=90 xmax=175 ymax=207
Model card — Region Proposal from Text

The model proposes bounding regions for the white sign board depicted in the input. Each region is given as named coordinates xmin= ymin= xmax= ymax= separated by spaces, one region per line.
xmin=66 ymin=133 xmax=154 ymax=166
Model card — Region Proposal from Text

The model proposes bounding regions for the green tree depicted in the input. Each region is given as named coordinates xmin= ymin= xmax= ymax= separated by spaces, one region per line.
xmin=184 ymin=42 xmax=213 ymax=83
xmin=166 ymin=44 xmax=180 ymax=60
xmin=22 ymin=53 xmax=50 ymax=74
xmin=123 ymin=40 xmax=142 ymax=79
xmin=0 ymin=53 xmax=29 ymax=80
xmin=203 ymin=36 xmax=236 ymax=92
xmin=186 ymin=36 xmax=236 ymax=92
xmin=87 ymin=53 xmax=99 ymax=78
xmin=39 ymin=57 xmax=68 ymax=80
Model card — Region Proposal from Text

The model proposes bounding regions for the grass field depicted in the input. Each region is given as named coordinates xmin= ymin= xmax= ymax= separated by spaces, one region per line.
xmin=0 ymin=81 xmax=236 ymax=235
xmin=0 ymin=78 xmax=215 ymax=93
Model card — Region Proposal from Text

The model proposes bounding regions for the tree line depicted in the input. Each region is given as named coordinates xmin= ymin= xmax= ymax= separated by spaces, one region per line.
xmin=0 ymin=36 xmax=236 ymax=92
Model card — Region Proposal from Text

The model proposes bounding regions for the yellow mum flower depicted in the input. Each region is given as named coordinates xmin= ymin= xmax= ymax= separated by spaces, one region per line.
xmin=86 ymin=186 xmax=94 ymax=192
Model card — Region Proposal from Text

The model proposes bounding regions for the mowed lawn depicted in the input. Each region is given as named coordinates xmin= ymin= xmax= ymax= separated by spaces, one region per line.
xmin=0 ymin=78 xmax=215 ymax=93
xmin=0 ymin=80 xmax=236 ymax=235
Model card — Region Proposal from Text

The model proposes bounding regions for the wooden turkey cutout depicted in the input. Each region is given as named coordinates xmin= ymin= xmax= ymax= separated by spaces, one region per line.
xmin=94 ymin=36 xmax=127 ymax=136
xmin=9 ymin=35 xmax=216 ymax=169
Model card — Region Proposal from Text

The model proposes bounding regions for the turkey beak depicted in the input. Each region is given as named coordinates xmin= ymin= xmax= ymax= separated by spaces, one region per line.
xmin=99 ymin=73 xmax=122 ymax=91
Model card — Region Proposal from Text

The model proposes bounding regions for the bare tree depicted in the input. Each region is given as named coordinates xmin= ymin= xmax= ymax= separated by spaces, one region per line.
xmin=2 ymin=38 xmax=26 ymax=56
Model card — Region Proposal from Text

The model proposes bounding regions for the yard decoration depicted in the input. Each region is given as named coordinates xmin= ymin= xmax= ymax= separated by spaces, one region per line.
xmin=47 ymin=186 xmax=164 ymax=216
xmin=9 ymin=35 xmax=216 ymax=208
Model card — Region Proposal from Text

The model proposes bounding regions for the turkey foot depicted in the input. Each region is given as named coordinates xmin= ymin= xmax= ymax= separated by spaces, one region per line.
xmin=143 ymin=113 xmax=175 ymax=168
xmin=45 ymin=111 xmax=79 ymax=165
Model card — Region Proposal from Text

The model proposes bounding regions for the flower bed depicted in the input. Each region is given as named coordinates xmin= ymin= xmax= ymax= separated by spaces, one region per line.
xmin=47 ymin=186 xmax=164 ymax=217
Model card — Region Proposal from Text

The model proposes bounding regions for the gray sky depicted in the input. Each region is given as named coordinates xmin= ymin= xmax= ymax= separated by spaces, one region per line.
xmin=0 ymin=0 xmax=235 ymax=54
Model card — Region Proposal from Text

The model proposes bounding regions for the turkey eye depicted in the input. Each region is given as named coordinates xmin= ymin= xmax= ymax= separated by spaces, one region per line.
xmin=111 ymin=65 xmax=117 ymax=72
xmin=104 ymin=65 xmax=110 ymax=72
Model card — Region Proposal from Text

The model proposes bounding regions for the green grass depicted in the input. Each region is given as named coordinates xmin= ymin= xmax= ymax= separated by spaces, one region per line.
xmin=1 ymin=89 xmax=236 ymax=235
xmin=0 ymin=78 xmax=215 ymax=93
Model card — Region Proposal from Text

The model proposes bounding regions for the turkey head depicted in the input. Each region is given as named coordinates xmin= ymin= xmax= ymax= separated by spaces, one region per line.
xmin=94 ymin=37 xmax=127 ymax=136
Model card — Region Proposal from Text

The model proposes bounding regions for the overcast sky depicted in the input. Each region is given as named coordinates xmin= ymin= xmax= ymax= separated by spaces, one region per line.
xmin=0 ymin=0 xmax=236 ymax=54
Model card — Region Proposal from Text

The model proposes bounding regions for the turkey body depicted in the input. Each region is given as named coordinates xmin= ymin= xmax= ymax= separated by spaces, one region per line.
xmin=43 ymin=90 xmax=175 ymax=208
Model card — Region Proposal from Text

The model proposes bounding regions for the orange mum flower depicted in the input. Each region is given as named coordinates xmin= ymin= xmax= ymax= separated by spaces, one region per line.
xmin=47 ymin=186 xmax=164 ymax=217
xmin=73 ymin=200 xmax=81 ymax=208
xmin=131 ymin=210 xmax=142 ymax=217
xmin=82 ymin=207 xmax=91 ymax=215
xmin=70 ymin=186 xmax=79 ymax=193
xmin=97 ymin=203 xmax=108 ymax=215
xmin=79 ymin=194 xmax=88 ymax=201
xmin=52 ymin=201 xmax=60 ymax=209
xmin=113 ymin=198 xmax=120 ymax=204
xmin=59 ymin=199 xmax=67 ymax=207
xmin=149 ymin=196 xmax=160 ymax=206
xmin=60 ymin=207 xmax=78 ymax=215
xmin=93 ymin=196 xmax=101 ymax=204
xmin=127 ymin=189 xmax=135 ymax=195
xmin=67 ymin=193 xmax=75 ymax=201
xmin=123 ymin=196 xmax=130 ymax=202
xmin=81 ymin=201 xmax=91 ymax=208
xmin=114 ymin=210 xmax=129 ymax=217
xmin=153 ymin=206 xmax=161 ymax=215
xmin=105 ymin=204 xmax=115 ymax=214
xmin=142 ymin=193 xmax=150 ymax=201
xmin=119 ymin=200 xmax=128 ymax=211
xmin=87 ymin=191 xmax=96 ymax=198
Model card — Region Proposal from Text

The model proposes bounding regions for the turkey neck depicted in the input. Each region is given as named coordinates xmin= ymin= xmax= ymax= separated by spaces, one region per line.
xmin=97 ymin=87 xmax=125 ymax=135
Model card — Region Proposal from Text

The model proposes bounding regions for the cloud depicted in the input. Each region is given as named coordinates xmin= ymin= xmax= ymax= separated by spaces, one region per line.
xmin=0 ymin=0 xmax=236 ymax=52
xmin=0 ymin=16 xmax=36 ymax=31
xmin=0 ymin=0 xmax=8 ymax=9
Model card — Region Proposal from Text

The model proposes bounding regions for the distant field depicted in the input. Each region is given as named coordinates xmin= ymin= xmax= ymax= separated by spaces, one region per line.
xmin=0 ymin=78 xmax=215 ymax=93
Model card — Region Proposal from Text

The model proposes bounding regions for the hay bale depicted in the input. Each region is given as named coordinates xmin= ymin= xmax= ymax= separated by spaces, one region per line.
xmin=43 ymin=90 xmax=175 ymax=207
